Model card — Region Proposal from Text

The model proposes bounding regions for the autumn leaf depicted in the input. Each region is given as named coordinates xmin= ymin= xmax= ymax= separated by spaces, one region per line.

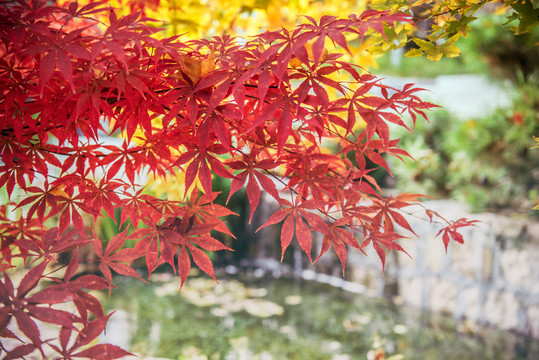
xmin=406 ymin=34 xmax=461 ymax=61
xmin=94 ymin=230 xmax=146 ymax=293
xmin=72 ymin=344 xmax=134 ymax=359
xmin=259 ymin=199 xmax=330 ymax=262
xmin=509 ymin=0 xmax=539 ymax=34
xmin=227 ymin=150 xmax=281 ymax=222
xmin=178 ymin=52 xmax=216 ymax=85
xmin=530 ymin=136 xmax=539 ymax=150
xmin=436 ymin=218 xmax=480 ymax=251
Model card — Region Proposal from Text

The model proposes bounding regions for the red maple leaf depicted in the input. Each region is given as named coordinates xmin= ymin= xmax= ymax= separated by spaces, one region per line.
xmin=93 ymin=230 xmax=145 ymax=294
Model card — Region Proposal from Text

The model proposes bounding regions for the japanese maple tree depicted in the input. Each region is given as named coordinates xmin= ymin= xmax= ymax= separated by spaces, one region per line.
xmin=0 ymin=0 xmax=476 ymax=358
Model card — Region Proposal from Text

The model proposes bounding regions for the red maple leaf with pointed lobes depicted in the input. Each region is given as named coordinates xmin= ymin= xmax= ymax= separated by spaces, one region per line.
xmin=227 ymin=147 xmax=282 ymax=222
xmin=0 ymin=1 xmax=478 ymax=357
xmin=315 ymin=218 xmax=363 ymax=275
xmin=93 ymin=229 xmax=146 ymax=294
xmin=436 ymin=218 xmax=480 ymax=251
xmin=259 ymin=198 xmax=336 ymax=262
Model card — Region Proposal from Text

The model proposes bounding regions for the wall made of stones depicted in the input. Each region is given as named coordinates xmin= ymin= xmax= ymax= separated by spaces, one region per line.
xmin=344 ymin=200 xmax=539 ymax=338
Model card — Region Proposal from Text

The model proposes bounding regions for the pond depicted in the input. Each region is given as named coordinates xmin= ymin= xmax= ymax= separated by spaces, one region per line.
xmin=100 ymin=271 xmax=539 ymax=360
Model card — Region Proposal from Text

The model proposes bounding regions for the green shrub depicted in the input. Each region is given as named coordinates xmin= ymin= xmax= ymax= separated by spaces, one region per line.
xmin=392 ymin=77 xmax=539 ymax=213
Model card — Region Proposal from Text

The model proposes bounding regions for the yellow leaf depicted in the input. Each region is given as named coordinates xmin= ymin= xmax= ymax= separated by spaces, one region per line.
xmin=407 ymin=34 xmax=461 ymax=61
xmin=438 ymin=34 xmax=461 ymax=58
xmin=411 ymin=38 xmax=442 ymax=61
xmin=49 ymin=186 xmax=70 ymax=200
xmin=178 ymin=52 xmax=216 ymax=84
xmin=289 ymin=57 xmax=302 ymax=68
xmin=404 ymin=47 xmax=424 ymax=58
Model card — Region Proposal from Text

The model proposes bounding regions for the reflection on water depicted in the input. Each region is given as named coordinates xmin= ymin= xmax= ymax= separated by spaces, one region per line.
xmin=101 ymin=272 xmax=539 ymax=360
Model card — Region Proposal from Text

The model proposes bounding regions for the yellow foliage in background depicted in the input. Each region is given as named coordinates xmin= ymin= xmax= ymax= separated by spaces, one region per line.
xmin=147 ymin=171 xmax=192 ymax=201
xmin=72 ymin=0 xmax=531 ymax=66
xmin=74 ymin=0 xmax=382 ymax=70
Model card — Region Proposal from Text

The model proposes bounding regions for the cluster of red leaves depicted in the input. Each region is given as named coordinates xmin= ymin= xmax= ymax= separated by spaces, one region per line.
xmin=0 ymin=0 xmax=476 ymax=358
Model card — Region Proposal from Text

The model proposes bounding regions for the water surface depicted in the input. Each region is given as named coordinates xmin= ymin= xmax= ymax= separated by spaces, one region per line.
xmin=101 ymin=273 xmax=539 ymax=359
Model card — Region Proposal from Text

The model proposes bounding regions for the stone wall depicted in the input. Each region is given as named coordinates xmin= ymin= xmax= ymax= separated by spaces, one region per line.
xmin=248 ymin=195 xmax=539 ymax=337
xmin=343 ymin=200 xmax=539 ymax=338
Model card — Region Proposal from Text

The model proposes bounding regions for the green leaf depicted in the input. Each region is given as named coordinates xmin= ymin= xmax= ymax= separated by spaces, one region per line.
xmin=510 ymin=0 xmax=539 ymax=34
